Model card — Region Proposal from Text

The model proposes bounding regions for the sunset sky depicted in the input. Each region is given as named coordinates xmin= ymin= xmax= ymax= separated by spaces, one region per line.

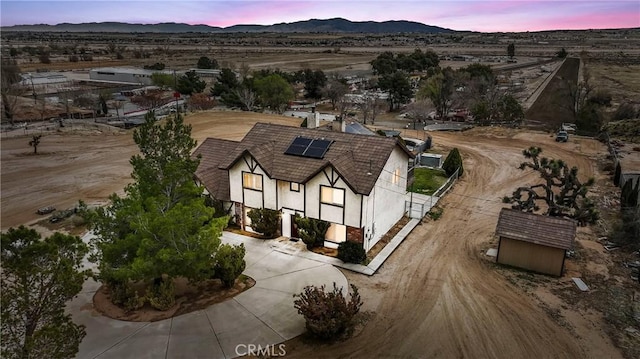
xmin=1 ymin=0 xmax=638 ymax=32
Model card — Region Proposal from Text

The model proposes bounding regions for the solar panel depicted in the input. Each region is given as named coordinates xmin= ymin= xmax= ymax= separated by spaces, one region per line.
xmin=291 ymin=137 xmax=313 ymax=147
xmin=284 ymin=137 xmax=332 ymax=159
xmin=304 ymin=147 xmax=327 ymax=159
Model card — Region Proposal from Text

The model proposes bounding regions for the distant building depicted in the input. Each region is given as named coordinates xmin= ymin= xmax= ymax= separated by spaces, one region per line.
xmin=89 ymin=67 xmax=176 ymax=85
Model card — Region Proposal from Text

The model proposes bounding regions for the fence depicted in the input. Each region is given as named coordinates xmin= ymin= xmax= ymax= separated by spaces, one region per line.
xmin=405 ymin=167 xmax=460 ymax=219
xmin=434 ymin=167 xmax=460 ymax=197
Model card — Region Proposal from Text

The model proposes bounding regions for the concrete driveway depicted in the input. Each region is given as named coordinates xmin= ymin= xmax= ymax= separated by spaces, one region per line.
xmin=69 ymin=232 xmax=348 ymax=359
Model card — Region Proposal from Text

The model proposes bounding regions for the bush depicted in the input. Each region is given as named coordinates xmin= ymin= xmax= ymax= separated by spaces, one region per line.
xmin=337 ymin=241 xmax=366 ymax=264
xmin=213 ymin=243 xmax=246 ymax=288
xmin=293 ymin=283 xmax=363 ymax=340
xmin=124 ymin=290 xmax=146 ymax=312
xmin=147 ymin=278 xmax=175 ymax=311
xmin=247 ymin=208 xmax=280 ymax=238
xmin=612 ymin=102 xmax=638 ymax=122
xmin=428 ymin=206 xmax=443 ymax=220
xmin=442 ymin=148 xmax=464 ymax=177
xmin=294 ymin=216 xmax=330 ymax=249
xmin=69 ymin=55 xmax=79 ymax=62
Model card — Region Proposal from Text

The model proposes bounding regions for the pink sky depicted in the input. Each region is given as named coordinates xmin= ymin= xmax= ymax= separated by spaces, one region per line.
xmin=1 ymin=1 xmax=639 ymax=32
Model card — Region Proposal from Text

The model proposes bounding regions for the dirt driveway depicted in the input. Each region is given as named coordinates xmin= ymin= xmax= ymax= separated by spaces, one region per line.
xmin=284 ymin=128 xmax=620 ymax=358
xmin=0 ymin=112 xmax=622 ymax=358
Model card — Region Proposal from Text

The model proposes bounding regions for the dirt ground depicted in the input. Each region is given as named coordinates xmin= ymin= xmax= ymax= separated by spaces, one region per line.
xmin=0 ymin=111 xmax=301 ymax=229
xmin=0 ymin=110 xmax=634 ymax=358
xmin=283 ymin=128 xmax=628 ymax=358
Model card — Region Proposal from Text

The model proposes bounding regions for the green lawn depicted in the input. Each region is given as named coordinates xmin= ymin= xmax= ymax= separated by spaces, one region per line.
xmin=409 ymin=168 xmax=449 ymax=195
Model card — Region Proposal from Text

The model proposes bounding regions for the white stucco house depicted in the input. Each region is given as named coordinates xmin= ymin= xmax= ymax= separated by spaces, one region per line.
xmin=193 ymin=122 xmax=413 ymax=252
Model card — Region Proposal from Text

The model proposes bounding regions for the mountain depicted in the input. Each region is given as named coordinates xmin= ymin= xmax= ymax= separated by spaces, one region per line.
xmin=1 ymin=18 xmax=454 ymax=33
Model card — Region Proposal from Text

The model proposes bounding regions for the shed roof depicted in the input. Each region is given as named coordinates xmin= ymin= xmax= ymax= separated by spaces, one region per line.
xmin=193 ymin=138 xmax=239 ymax=201
xmin=213 ymin=122 xmax=412 ymax=196
xmin=496 ymin=208 xmax=576 ymax=250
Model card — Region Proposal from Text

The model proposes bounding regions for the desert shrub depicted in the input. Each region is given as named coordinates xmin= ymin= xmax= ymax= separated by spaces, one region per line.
xmin=69 ymin=55 xmax=79 ymax=62
xmin=611 ymin=207 xmax=640 ymax=251
xmin=612 ymin=102 xmax=638 ymax=122
xmin=39 ymin=52 xmax=51 ymax=64
xmin=293 ymin=283 xmax=363 ymax=340
xmin=213 ymin=243 xmax=246 ymax=288
xmin=428 ymin=206 xmax=444 ymax=220
xmin=247 ymin=208 xmax=280 ymax=238
xmin=337 ymin=241 xmax=366 ymax=264
xmin=294 ymin=216 xmax=330 ymax=249
xmin=124 ymin=290 xmax=146 ymax=312
xmin=442 ymin=148 xmax=464 ymax=177
xmin=107 ymin=280 xmax=133 ymax=306
xmin=147 ymin=278 xmax=175 ymax=311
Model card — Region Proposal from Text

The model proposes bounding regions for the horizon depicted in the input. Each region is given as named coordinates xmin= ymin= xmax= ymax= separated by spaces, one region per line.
xmin=1 ymin=1 xmax=639 ymax=32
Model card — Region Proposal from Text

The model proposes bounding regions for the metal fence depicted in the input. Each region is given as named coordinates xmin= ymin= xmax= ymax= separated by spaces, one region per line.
xmin=434 ymin=167 xmax=460 ymax=197
xmin=405 ymin=167 xmax=460 ymax=219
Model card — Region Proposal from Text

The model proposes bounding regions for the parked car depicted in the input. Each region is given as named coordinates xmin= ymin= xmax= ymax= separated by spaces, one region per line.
xmin=561 ymin=123 xmax=577 ymax=133
xmin=556 ymin=131 xmax=569 ymax=142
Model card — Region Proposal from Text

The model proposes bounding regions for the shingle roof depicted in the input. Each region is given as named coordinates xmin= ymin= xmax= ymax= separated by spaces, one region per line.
xmin=192 ymin=138 xmax=239 ymax=201
xmin=215 ymin=123 xmax=413 ymax=195
xmin=496 ymin=208 xmax=576 ymax=250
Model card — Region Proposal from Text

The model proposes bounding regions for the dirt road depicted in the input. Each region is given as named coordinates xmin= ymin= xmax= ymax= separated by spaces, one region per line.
xmin=284 ymin=129 xmax=620 ymax=358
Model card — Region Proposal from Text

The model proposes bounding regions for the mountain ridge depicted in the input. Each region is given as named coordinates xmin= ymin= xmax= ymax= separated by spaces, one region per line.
xmin=1 ymin=17 xmax=454 ymax=33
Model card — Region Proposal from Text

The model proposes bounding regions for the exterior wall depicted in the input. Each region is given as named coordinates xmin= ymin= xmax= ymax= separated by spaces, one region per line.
xmin=304 ymin=167 xmax=361 ymax=228
xmin=228 ymin=154 xmax=277 ymax=210
xmin=89 ymin=69 xmax=154 ymax=85
xmin=497 ymin=237 xmax=566 ymax=276
xmin=367 ymin=146 xmax=409 ymax=251
xmin=277 ymin=180 xmax=305 ymax=212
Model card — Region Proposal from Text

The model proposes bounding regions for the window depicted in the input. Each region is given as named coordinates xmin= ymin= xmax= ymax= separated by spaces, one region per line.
xmin=243 ymin=173 xmax=262 ymax=191
xmin=392 ymin=168 xmax=401 ymax=185
xmin=321 ymin=186 xmax=344 ymax=206
xmin=290 ymin=182 xmax=300 ymax=192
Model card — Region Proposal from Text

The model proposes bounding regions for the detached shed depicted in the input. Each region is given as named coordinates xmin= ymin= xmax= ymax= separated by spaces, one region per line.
xmin=495 ymin=209 xmax=576 ymax=276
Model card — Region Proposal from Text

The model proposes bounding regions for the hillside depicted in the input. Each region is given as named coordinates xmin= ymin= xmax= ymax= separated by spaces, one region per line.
xmin=1 ymin=18 xmax=453 ymax=34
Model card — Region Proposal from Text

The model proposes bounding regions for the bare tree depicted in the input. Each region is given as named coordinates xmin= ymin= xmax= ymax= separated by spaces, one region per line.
xmin=130 ymin=89 xmax=166 ymax=110
xmin=322 ymin=78 xmax=349 ymax=110
xmin=1 ymin=58 xmax=25 ymax=125
xmin=357 ymin=93 xmax=384 ymax=125
xmin=235 ymin=87 xmax=257 ymax=111
xmin=561 ymin=70 xmax=593 ymax=122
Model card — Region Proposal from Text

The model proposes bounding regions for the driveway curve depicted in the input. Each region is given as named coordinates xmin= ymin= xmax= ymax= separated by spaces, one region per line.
xmin=69 ymin=231 xmax=348 ymax=359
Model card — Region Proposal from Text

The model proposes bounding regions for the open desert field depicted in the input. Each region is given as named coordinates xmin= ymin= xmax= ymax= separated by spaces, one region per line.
xmin=0 ymin=111 xmax=302 ymax=228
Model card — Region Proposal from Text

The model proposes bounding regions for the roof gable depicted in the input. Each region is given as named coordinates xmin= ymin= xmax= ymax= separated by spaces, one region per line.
xmin=496 ymin=208 xmax=576 ymax=250
xmin=192 ymin=138 xmax=239 ymax=201
xmin=219 ymin=122 xmax=412 ymax=195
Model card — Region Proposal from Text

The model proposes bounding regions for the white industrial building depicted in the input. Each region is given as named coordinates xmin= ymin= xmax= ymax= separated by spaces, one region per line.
xmin=89 ymin=67 xmax=176 ymax=85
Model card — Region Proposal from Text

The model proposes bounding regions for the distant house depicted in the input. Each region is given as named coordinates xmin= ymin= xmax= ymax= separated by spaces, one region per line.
xmin=495 ymin=209 xmax=576 ymax=276
xmin=193 ymin=122 xmax=413 ymax=252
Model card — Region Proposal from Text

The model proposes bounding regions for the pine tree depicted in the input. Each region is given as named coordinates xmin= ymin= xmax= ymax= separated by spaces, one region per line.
xmin=1 ymin=227 xmax=90 ymax=359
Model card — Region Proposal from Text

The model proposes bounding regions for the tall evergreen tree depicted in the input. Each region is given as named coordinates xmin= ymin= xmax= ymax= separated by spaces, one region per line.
xmin=1 ymin=227 xmax=89 ymax=359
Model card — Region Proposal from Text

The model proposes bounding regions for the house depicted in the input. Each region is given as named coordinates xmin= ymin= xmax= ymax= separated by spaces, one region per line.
xmin=193 ymin=123 xmax=414 ymax=252
xmin=495 ymin=208 xmax=576 ymax=276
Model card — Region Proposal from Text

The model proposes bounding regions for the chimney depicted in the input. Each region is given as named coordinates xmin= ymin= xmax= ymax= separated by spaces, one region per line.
xmin=307 ymin=109 xmax=320 ymax=129
xmin=332 ymin=116 xmax=346 ymax=132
